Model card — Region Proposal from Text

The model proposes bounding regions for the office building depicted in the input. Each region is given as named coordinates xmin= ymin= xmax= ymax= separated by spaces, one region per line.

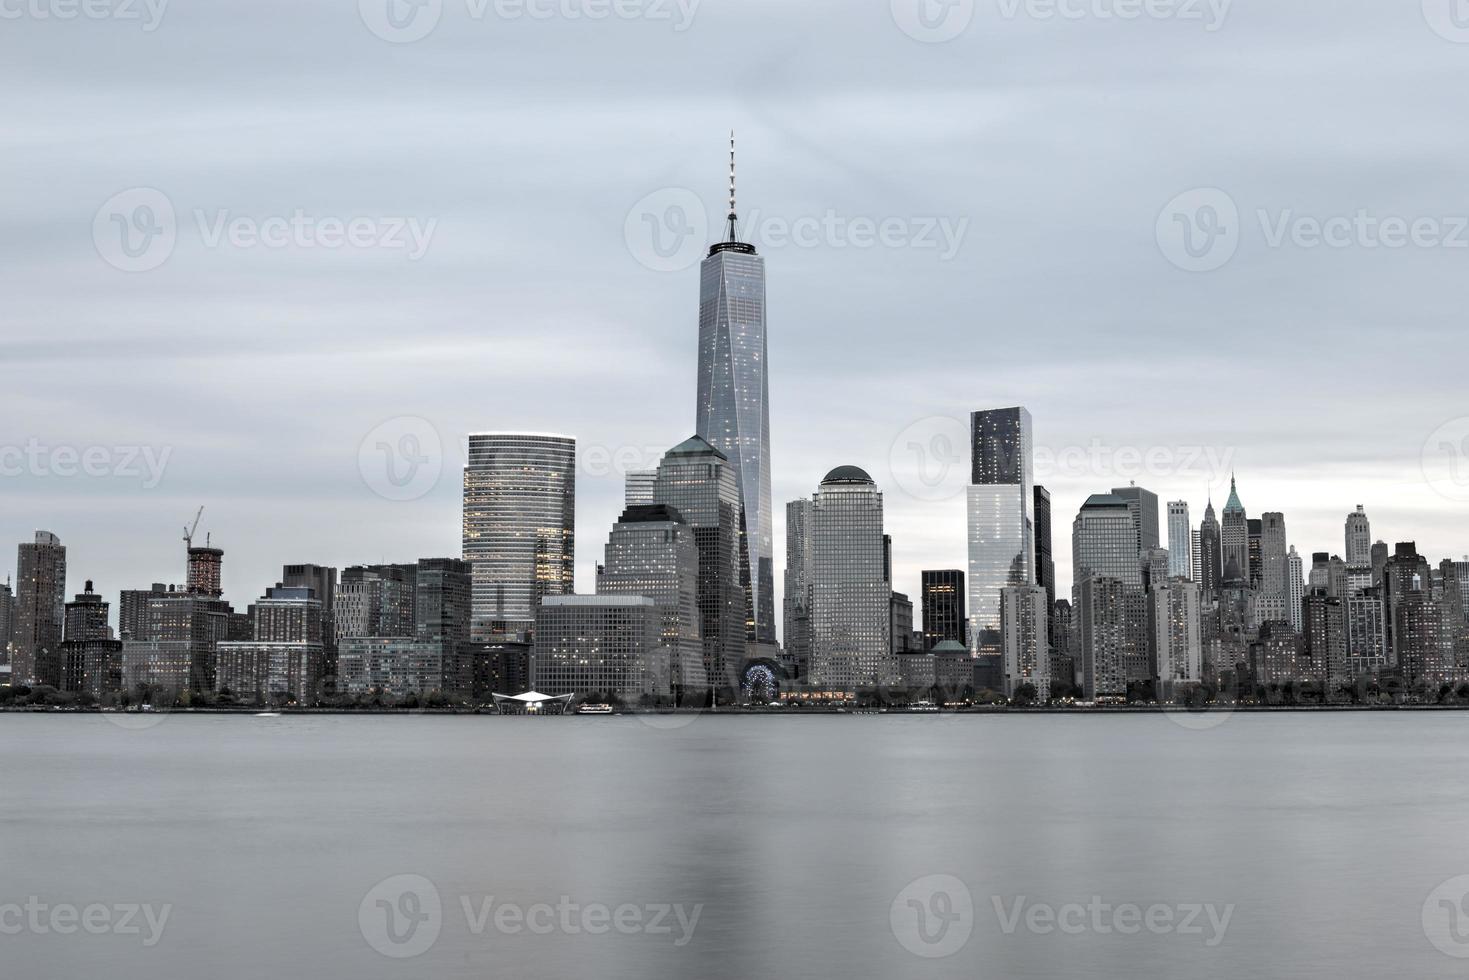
xmin=695 ymin=141 xmax=775 ymax=646
xmin=967 ymin=407 xmax=1034 ymax=656
xmin=1001 ymin=584 xmax=1049 ymax=700
xmin=810 ymin=466 xmax=893 ymax=691
xmin=462 ymin=432 xmax=576 ymax=641
xmin=921 ymin=569 xmax=967 ymax=650
xmin=532 ymin=595 xmax=662 ymax=700
xmin=783 ymin=498 xmax=814 ymax=667
xmin=14 ymin=531 xmax=67 ymax=688
xmin=1167 ymin=500 xmax=1193 ymax=580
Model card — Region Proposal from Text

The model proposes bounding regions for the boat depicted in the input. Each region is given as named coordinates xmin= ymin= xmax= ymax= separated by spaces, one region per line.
xmin=577 ymin=703 xmax=614 ymax=715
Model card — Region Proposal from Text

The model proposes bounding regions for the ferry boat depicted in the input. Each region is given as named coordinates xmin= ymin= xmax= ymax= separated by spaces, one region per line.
xmin=577 ymin=703 xmax=614 ymax=715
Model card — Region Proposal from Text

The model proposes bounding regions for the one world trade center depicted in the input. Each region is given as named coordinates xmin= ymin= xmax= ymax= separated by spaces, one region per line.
xmin=695 ymin=134 xmax=775 ymax=647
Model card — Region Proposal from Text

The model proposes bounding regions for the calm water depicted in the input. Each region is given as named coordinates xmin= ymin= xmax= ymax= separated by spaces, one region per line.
xmin=3 ymin=712 xmax=1468 ymax=978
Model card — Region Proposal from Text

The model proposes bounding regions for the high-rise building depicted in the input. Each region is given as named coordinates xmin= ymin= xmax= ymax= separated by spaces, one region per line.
xmin=1302 ymin=590 xmax=1349 ymax=688
xmin=624 ymin=469 xmax=657 ymax=507
xmin=596 ymin=504 xmax=706 ymax=701
xmin=652 ymin=436 xmax=746 ymax=697
xmin=14 ymin=531 xmax=67 ymax=688
xmin=1073 ymin=495 xmax=1148 ymax=685
xmin=1078 ymin=576 xmax=1126 ymax=701
xmin=695 ymin=137 xmax=774 ymax=647
xmin=1394 ymin=588 xmax=1445 ymax=684
xmin=1347 ymin=587 xmax=1389 ymax=676
xmin=337 ymin=565 xmax=416 ymax=639
xmin=1247 ymin=518 xmax=1264 ymax=591
xmin=810 ymin=466 xmax=893 ymax=691
xmin=0 ymin=578 xmax=13 ymax=663
xmin=783 ymin=498 xmax=814 ymax=667
xmin=890 ymin=593 xmax=918 ymax=655
xmin=1345 ymin=505 xmax=1372 ymax=568
xmin=1001 ymin=584 xmax=1049 ymax=700
xmin=414 ymin=558 xmax=472 ymax=647
xmin=1198 ymin=498 xmax=1223 ymax=593
xmin=280 ymin=563 xmax=338 ymax=675
xmin=216 ymin=585 xmax=325 ymax=704
xmin=920 ymin=570 xmax=967 ymax=650
xmin=1287 ymin=546 xmax=1306 ymax=632
xmin=60 ymin=581 xmax=121 ymax=697
xmin=1220 ymin=477 xmax=1249 ymax=586
xmin=127 ymin=591 xmax=231 ymax=695
xmin=1149 ymin=578 xmax=1202 ymax=699
xmin=1167 ymin=501 xmax=1193 ymax=580
xmin=967 ymin=407 xmax=1034 ymax=656
xmin=532 ymin=595 xmax=662 ymax=700
xmin=462 ymin=432 xmax=576 ymax=641
xmin=1034 ymin=485 xmax=1056 ymax=614
xmin=1111 ymin=484 xmax=1160 ymax=560
xmin=187 ymin=545 xmax=223 ymax=598
xmin=1383 ymin=543 xmax=1432 ymax=665
xmin=64 ymin=580 xmax=111 ymax=642
xmin=1257 ymin=513 xmax=1290 ymax=625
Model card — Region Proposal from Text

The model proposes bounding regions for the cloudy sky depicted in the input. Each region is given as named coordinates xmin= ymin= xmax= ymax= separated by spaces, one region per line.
xmin=3 ymin=0 xmax=1468 ymax=626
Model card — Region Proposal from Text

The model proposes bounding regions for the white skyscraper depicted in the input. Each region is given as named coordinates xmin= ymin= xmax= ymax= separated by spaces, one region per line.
xmin=1167 ymin=501 xmax=1193 ymax=579
xmin=1287 ymin=546 xmax=1306 ymax=632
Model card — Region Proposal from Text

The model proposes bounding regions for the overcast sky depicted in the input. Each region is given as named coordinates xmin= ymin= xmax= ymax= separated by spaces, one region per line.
xmin=3 ymin=0 xmax=1468 ymax=628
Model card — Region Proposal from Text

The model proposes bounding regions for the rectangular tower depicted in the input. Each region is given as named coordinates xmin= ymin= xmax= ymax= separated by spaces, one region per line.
xmin=967 ymin=407 xmax=1034 ymax=656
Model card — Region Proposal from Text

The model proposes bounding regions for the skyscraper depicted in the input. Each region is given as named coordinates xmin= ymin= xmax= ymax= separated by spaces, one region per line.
xmin=187 ymin=544 xmax=223 ymax=598
xmin=462 ymin=433 xmax=576 ymax=641
xmin=694 ymin=135 xmax=774 ymax=646
xmin=1034 ymin=485 xmax=1056 ymax=615
xmin=624 ymin=470 xmax=657 ymax=507
xmin=1345 ymin=505 xmax=1372 ymax=568
xmin=1258 ymin=512 xmax=1290 ymax=624
xmin=783 ymin=498 xmax=814 ymax=668
xmin=652 ymin=436 xmax=746 ymax=698
xmin=1111 ymin=484 xmax=1160 ymax=559
xmin=810 ymin=466 xmax=893 ymax=691
xmin=1198 ymin=498 xmax=1223 ymax=594
xmin=1001 ymin=584 xmax=1050 ymax=700
xmin=1220 ymin=476 xmax=1249 ymax=585
xmin=596 ymin=504 xmax=706 ymax=700
xmin=921 ymin=569 xmax=967 ymax=650
xmin=1287 ymin=546 xmax=1306 ymax=632
xmin=967 ymin=407 xmax=1034 ymax=656
xmin=1073 ymin=495 xmax=1147 ymax=686
xmin=1167 ymin=501 xmax=1193 ymax=580
xmin=14 ymin=531 xmax=66 ymax=688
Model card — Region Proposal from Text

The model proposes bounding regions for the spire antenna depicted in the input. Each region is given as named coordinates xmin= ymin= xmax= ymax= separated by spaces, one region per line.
xmin=727 ymin=129 xmax=738 ymax=243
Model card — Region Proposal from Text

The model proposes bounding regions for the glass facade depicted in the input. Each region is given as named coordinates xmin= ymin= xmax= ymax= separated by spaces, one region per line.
xmin=462 ymin=433 xmax=576 ymax=641
xmin=596 ymin=505 xmax=707 ymax=699
xmin=920 ymin=569 xmax=967 ymax=650
xmin=652 ymin=437 xmax=746 ymax=696
xmin=696 ymin=246 xmax=774 ymax=646
xmin=782 ymin=498 xmax=814 ymax=666
xmin=1167 ymin=501 xmax=1193 ymax=580
xmin=531 ymin=596 xmax=661 ymax=700
xmin=967 ymin=408 xmax=1034 ymax=656
xmin=810 ymin=468 xmax=893 ymax=690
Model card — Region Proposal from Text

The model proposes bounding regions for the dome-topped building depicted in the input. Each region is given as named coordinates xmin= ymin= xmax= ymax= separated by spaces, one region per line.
xmin=821 ymin=465 xmax=875 ymax=486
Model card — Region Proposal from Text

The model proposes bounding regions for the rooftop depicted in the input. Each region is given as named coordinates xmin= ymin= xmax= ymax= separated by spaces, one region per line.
xmin=822 ymin=465 xmax=875 ymax=486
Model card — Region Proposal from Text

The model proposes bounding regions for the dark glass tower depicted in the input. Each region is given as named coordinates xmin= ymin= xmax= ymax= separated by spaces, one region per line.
xmin=921 ymin=569 xmax=967 ymax=650
xmin=695 ymin=134 xmax=774 ymax=647
xmin=967 ymin=407 xmax=1034 ymax=655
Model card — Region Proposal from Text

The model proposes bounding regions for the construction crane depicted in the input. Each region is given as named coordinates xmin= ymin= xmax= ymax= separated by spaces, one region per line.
xmin=183 ymin=506 xmax=204 ymax=550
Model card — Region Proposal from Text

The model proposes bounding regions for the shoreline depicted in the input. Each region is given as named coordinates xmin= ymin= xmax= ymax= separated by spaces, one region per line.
xmin=2 ymin=704 xmax=1467 ymax=716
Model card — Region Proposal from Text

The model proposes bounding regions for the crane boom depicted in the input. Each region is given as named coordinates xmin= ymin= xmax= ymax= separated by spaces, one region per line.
xmin=183 ymin=506 xmax=204 ymax=549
